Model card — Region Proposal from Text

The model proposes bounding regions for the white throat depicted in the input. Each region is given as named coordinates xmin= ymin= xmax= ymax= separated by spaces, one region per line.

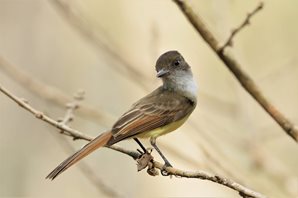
xmin=163 ymin=70 xmax=198 ymax=100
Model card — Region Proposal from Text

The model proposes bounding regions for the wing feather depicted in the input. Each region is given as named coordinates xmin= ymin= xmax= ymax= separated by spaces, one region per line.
xmin=107 ymin=88 xmax=195 ymax=145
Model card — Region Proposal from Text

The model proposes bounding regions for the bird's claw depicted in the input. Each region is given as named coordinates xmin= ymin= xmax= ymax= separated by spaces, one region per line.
xmin=160 ymin=162 xmax=172 ymax=176
xmin=136 ymin=148 xmax=153 ymax=172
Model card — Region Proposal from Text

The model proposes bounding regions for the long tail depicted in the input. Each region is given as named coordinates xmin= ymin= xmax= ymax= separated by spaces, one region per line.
xmin=46 ymin=131 xmax=113 ymax=180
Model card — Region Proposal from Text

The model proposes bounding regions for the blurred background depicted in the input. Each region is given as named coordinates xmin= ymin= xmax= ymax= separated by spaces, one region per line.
xmin=0 ymin=0 xmax=297 ymax=197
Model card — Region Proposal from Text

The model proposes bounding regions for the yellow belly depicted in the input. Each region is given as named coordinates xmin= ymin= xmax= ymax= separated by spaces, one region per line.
xmin=136 ymin=115 xmax=190 ymax=139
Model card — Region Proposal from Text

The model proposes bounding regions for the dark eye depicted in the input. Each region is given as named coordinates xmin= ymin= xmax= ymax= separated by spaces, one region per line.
xmin=174 ymin=60 xmax=180 ymax=66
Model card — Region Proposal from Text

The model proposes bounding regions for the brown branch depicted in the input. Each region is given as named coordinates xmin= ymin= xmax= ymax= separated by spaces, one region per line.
xmin=0 ymin=83 xmax=139 ymax=157
xmin=153 ymin=161 xmax=266 ymax=198
xmin=0 ymin=84 xmax=266 ymax=198
xmin=219 ymin=2 xmax=264 ymax=52
xmin=0 ymin=84 xmax=91 ymax=141
xmin=173 ymin=0 xmax=298 ymax=142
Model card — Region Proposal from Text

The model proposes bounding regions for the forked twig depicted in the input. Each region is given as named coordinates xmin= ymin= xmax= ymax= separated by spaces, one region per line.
xmin=219 ymin=2 xmax=264 ymax=52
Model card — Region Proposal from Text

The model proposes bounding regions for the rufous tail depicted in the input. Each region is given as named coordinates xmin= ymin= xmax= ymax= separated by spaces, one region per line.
xmin=46 ymin=131 xmax=113 ymax=180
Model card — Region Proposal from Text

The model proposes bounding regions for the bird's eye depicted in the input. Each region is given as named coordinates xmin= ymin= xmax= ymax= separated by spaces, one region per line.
xmin=174 ymin=60 xmax=180 ymax=66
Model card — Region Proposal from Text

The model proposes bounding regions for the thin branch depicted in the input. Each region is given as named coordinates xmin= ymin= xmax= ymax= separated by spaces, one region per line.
xmin=153 ymin=161 xmax=266 ymax=198
xmin=219 ymin=2 xmax=264 ymax=52
xmin=59 ymin=90 xmax=85 ymax=126
xmin=0 ymin=84 xmax=91 ymax=141
xmin=0 ymin=83 xmax=139 ymax=157
xmin=0 ymin=84 xmax=266 ymax=198
xmin=173 ymin=0 xmax=298 ymax=142
xmin=0 ymin=82 xmax=140 ymax=158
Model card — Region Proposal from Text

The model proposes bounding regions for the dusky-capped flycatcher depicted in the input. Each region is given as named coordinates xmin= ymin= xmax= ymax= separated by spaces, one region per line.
xmin=47 ymin=50 xmax=197 ymax=179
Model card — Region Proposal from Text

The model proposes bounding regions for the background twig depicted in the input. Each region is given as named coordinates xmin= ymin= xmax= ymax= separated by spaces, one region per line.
xmin=219 ymin=2 xmax=264 ymax=52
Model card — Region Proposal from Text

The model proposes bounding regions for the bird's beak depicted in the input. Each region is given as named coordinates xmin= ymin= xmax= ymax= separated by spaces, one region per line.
xmin=156 ymin=68 xmax=169 ymax=78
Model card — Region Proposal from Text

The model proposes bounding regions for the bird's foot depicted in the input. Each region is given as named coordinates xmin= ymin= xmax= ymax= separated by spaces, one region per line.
xmin=136 ymin=148 xmax=159 ymax=176
xmin=161 ymin=162 xmax=173 ymax=176
xmin=136 ymin=148 xmax=153 ymax=171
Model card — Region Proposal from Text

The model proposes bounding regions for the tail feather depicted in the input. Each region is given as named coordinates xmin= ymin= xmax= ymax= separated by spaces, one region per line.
xmin=46 ymin=131 xmax=112 ymax=180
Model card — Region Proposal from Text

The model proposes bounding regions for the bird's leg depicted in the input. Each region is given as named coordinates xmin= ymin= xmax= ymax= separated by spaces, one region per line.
xmin=150 ymin=137 xmax=172 ymax=176
xmin=134 ymin=138 xmax=147 ymax=154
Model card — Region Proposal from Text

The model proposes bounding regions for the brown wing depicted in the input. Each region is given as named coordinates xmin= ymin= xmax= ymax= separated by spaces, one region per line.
xmin=107 ymin=87 xmax=196 ymax=145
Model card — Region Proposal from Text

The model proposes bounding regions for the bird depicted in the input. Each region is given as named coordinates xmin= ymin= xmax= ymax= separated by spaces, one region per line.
xmin=46 ymin=50 xmax=197 ymax=180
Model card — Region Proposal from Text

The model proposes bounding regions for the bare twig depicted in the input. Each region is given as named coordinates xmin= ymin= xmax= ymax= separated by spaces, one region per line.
xmin=0 ymin=84 xmax=91 ymax=141
xmin=0 ymin=84 xmax=266 ymax=198
xmin=173 ymin=0 xmax=298 ymax=142
xmin=152 ymin=161 xmax=266 ymax=198
xmin=0 ymin=82 xmax=140 ymax=158
xmin=0 ymin=83 xmax=139 ymax=156
xmin=219 ymin=2 xmax=264 ymax=52
xmin=59 ymin=90 xmax=85 ymax=126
